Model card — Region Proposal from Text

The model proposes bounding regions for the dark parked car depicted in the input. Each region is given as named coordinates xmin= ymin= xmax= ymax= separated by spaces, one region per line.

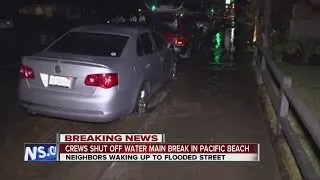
xmin=146 ymin=13 xmax=198 ymax=59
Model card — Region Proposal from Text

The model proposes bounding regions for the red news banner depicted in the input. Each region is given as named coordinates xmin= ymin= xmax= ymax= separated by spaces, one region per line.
xmin=59 ymin=133 xmax=164 ymax=143
xmin=58 ymin=134 xmax=260 ymax=162
xmin=59 ymin=143 xmax=258 ymax=154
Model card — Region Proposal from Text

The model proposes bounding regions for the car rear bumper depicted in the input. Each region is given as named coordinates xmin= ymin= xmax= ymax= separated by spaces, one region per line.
xmin=18 ymin=84 xmax=131 ymax=123
xmin=20 ymin=100 xmax=122 ymax=122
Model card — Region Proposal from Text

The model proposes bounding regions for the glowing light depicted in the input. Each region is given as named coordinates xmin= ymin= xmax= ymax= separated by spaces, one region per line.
xmin=231 ymin=27 xmax=235 ymax=50
xmin=253 ymin=25 xmax=257 ymax=43
xmin=215 ymin=33 xmax=221 ymax=49
xmin=213 ymin=32 xmax=222 ymax=65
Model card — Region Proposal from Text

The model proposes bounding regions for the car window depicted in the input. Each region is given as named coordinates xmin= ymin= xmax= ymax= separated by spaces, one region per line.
xmin=151 ymin=32 xmax=167 ymax=50
xmin=47 ymin=32 xmax=129 ymax=57
xmin=139 ymin=33 xmax=154 ymax=55
xmin=136 ymin=38 xmax=144 ymax=57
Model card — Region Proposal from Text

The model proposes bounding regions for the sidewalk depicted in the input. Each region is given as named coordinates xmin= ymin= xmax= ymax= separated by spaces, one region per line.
xmin=98 ymin=56 xmax=282 ymax=180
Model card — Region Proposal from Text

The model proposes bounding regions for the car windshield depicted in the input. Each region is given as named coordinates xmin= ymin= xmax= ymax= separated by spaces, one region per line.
xmin=47 ymin=32 xmax=129 ymax=57
xmin=150 ymin=19 xmax=179 ymax=33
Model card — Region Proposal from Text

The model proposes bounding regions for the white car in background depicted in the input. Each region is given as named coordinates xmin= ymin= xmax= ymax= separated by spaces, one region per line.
xmin=0 ymin=19 xmax=14 ymax=29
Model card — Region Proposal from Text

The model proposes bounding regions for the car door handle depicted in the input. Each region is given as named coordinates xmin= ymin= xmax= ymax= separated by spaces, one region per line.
xmin=146 ymin=64 xmax=150 ymax=68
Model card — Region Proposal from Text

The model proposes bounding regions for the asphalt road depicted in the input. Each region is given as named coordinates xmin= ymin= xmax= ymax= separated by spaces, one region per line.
xmin=0 ymin=24 xmax=281 ymax=180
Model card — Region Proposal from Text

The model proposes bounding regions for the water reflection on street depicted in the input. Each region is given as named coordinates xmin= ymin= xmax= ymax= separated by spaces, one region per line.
xmin=210 ymin=19 xmax=235 ymax=71
xmin=207 ymin=1 xmax=236 ymax=71
xmin=212 ymin=31 xmax=222 ymax=65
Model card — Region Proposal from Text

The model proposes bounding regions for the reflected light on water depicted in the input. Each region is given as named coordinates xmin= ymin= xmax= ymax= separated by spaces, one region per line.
xmin=231 ymin=27 xmax=234 ymax=46
xmin=213 ymin=32 xmax=222 ymax=65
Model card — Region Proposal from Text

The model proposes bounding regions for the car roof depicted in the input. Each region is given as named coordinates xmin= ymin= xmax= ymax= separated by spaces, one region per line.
xmin=70 ymin=24 xmax=149 ymax=36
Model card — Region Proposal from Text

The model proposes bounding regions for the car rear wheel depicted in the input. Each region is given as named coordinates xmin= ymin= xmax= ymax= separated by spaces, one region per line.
xmin=135 ymin=85 xmax=149 ymax=114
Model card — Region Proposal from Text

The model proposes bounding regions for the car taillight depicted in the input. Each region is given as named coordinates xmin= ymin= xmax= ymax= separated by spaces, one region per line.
xmin=175 ymin=37 xmax=187 ymax=46
xmin=84 ymin=73 xmax=118 ymax=89
xmin=20 ymin=64 xmax=34 ymax=79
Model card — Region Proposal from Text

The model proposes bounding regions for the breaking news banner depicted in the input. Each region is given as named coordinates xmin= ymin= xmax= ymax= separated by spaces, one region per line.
xmin=24 ymin=143 xmax=57 ymax=162
xmin=24 ymin=134 xmax=260 ymax=162
xmin=58 ymin=133 xmax=164 ymax=143
xmin=58 ymin=143 xmax=260 ymax=162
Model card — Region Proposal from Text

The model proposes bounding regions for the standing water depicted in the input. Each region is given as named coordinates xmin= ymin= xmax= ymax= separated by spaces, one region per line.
xmin=210 ymin=21 xmax=236 ymax=71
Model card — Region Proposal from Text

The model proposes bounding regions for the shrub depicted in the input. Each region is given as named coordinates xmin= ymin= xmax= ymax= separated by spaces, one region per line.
xmin=295 ymin=36 xmax=320 ymax=64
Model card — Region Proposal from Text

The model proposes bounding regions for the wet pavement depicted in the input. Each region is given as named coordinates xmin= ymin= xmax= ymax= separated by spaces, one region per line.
xmin=97 ymin=25 xmax=280 ymax=179
xmin=0 ymin=22 xmax=281 ymax=180
xmin=99 ymin=55 xmax=281 ymax=180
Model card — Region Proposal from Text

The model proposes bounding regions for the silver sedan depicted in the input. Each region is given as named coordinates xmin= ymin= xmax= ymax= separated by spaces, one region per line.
xmin=18 ymin=24 xmax=177 ymax=122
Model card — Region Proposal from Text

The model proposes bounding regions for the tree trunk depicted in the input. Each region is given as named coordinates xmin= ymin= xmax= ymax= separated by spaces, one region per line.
xmin=264 ymin=0 xmax=271 ymax=47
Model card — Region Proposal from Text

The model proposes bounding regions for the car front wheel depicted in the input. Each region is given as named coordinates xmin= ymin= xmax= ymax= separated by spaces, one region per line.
xmin=135 ymin=84 xmax=149 ymax=114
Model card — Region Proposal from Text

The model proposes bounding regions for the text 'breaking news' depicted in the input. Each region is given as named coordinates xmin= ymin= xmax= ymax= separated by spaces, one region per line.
xmin=24 ymin=134 xmax=260 ymax=162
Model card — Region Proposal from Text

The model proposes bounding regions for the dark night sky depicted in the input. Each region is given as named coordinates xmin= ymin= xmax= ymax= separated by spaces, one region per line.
xmin=0 ymin=0 xmax=225 ymax=17
xmin=0 ymin=0 xmax=208 ymax=9
xmin=0 ymin=0 xmax=142 ymax=16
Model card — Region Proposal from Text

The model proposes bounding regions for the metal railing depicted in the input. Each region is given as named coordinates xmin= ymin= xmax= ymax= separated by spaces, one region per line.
xmin=252 ymin=34 xmax=320 ymax=180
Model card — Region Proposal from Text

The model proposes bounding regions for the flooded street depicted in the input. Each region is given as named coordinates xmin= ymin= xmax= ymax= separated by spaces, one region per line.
xmin=0 ymin=17 xmax=280 ymax=179
xmin=201 ymin=18 xmax=236 ymax=71
xmin=97 ymin=22 xmax=280 ymax=180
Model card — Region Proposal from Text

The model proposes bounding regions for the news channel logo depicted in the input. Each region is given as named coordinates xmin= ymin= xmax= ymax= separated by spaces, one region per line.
xmin=24 ymin=143 xmax=57 ymax=162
